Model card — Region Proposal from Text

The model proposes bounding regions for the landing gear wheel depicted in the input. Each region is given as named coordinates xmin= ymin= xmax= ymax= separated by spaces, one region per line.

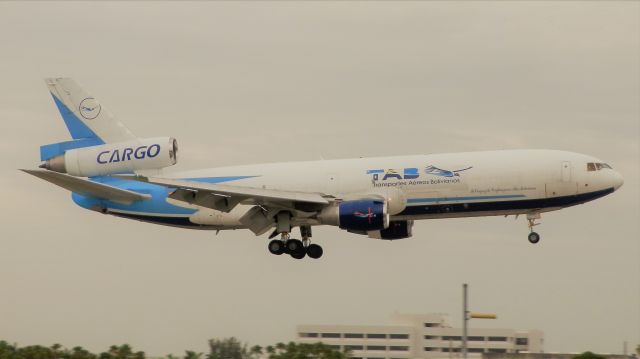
xmin=528 ymin=232 xmax=541 ymax=244
xmin=290 ymin=249 xmax=306 ymax=259
xmin=306 ymin=244 xmax=323 ymax=259
xmin=268 ymin=240 xmax=285 ymax=255
xmin=285 ymin=239 xmax=304 ymax=254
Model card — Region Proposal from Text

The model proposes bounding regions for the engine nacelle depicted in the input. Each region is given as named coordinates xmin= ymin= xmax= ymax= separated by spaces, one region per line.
xmin=368 ymin=220 xmax=414 ymax=240
xmin=318 ymin=199 xmax=390 ymax=231
xmin=369 ymin=187 xmax=407 ymax=215
xmin=42 ymin=137 xmax=178 ymax=177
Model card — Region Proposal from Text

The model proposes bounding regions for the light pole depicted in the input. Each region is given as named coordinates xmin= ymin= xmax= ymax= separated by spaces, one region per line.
xmin=463 ymin=284 xmax=468 ymax=359
xmin=462 ymin=283 xmax=497 ymax=359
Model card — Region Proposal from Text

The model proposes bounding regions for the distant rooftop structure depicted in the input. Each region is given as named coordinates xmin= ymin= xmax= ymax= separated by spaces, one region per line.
xmin=296 ymin=313 xmax=544 ymax=359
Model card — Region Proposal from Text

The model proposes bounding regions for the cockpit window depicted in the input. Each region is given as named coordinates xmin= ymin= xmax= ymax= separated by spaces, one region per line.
xmin=587 ymin=162 xmax=612 ymax=171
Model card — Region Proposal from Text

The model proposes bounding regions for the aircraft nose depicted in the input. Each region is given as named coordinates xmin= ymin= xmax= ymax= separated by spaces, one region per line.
xmin=611 ymin=171 xmax=624 ymax=191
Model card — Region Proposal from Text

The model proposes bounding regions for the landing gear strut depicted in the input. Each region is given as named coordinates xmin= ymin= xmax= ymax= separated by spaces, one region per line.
xmin=298 ymin=225 xmax=323 ymax=259
xmin=527 ymin=213 xmax=541 ymax=244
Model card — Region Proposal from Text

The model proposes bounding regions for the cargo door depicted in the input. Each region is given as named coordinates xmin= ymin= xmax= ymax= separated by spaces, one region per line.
xmin=546 ymin=161 xmax=577 ymax=197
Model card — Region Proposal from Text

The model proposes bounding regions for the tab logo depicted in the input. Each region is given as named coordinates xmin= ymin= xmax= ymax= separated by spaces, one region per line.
xmin=79 ymin=97 xmax=101 ymax=120
xmin=367 ymin=168 xmax=420 ymax=181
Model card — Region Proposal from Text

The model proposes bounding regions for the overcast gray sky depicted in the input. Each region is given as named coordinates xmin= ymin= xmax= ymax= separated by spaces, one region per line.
xmin=0 ymin=1 xmax=638 ymax=357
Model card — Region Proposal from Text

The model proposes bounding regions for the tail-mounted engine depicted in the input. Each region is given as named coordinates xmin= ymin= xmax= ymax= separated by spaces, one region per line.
xmin=318 ymin=199 xmax=390 ymax=231
xmin=41 ymin=137 xmax=178 ymax=177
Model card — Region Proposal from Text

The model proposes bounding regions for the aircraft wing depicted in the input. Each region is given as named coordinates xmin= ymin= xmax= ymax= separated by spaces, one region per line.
xmin=22 ymin=169 xmax=151 ymax=205
xmin=124 ymin=176 xmax=331 ymax=213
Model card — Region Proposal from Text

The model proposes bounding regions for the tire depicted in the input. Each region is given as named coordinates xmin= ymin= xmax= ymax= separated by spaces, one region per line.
xmin=528 ymin=232 xmax=541 ymax=244
xmin=290 ymin=249 xmax=306 ymax=259
xmin=306 ymin=244 xmax=323 ymax=259
xmin=285 ymin=239 xmax=304 ymax=253
xmin=268 ymin=240 xmax=285 ymax=255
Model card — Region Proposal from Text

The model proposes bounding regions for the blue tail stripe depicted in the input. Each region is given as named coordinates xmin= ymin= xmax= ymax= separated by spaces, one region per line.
xmin=40 ymin=138 xmax=104 ymax=161
xmin=51 ymin=94 xmax=103 ymax=141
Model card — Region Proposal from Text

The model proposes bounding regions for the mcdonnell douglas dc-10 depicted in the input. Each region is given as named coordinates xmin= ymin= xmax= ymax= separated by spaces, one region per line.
xmin=23 ymin=78 xmax=624 ymax=259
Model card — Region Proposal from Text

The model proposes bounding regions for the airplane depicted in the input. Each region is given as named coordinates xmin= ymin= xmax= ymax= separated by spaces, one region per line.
xmin=23 ymin=78 xmax=624 ymax=259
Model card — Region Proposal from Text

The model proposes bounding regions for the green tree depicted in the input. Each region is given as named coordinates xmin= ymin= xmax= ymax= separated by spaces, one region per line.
xmin=249 ymin=346 xmax=263 ymax=358
xmin=0 ymin=341 xmax=18 ymax=359
xmin=265 ymin=346 xmax=275 ymax=356
xmin=68 ymin=346 xmax=98 ymax=359
xmin=185 ymin=351 xmax=204 ymax=359
xmin=266 ymin=342 xmax=350 ymax=359
xmin=207 ymin=338 xmax=251 ymax=359
xmin=572 ymin=352 xmax=606 ymax=359
xmin=99 ymin=344 xmax=145 ymax=359
xmin=15 ymin=344 xmax=55 ymax=359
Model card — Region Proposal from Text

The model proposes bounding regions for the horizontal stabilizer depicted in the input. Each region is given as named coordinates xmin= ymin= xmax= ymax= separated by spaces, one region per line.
xmin=21 ymin=169 xmax=151 ymax=205
xmin=40 ymin=138 xmax=103 ymax=161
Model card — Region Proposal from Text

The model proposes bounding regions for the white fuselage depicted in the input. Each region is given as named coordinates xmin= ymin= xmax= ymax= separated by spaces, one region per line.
xmin=139 ymin=149 xmax=622 ymax=229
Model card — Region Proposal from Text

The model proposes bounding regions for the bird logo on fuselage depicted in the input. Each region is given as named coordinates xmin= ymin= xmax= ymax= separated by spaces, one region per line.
xmin=425 ymin=165 xmax=473 ymax=177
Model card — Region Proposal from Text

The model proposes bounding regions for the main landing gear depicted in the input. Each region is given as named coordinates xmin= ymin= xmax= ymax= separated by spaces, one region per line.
xmin=526 ymin=213 xmax=541 ymax=244
xmin=267 ymin=225 xmax=323 ymax=259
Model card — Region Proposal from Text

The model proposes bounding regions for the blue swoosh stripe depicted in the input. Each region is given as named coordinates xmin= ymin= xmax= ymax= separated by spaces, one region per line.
xmin=408 ymin=194 xmax=526 ymax=204
xmin=185 ymin=176 xmax=259 ymax=183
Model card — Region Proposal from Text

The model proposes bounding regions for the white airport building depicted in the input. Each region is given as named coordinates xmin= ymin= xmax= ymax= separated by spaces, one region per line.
xmin=296 ymin=313 xmax=544 ymax=359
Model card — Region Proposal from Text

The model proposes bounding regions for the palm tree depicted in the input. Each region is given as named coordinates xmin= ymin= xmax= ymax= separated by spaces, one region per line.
xmin=265 ymin=346 xmax=275 ymax=356
xmin=250 ymin=345 xmax=263 ymax=357
xmin=184 ymin=351 xmax=204 ymax=359
xmin=70 ymin=346 xmax=98 ymax=359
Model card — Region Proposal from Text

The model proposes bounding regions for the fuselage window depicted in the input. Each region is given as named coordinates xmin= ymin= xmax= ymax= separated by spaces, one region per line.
xmin=596 ymin=163 xmax=612 ymax=170
xmin=587 ymin=163 xmax=596 ymax=171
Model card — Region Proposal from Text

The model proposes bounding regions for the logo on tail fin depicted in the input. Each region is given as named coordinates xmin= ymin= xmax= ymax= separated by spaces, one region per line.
xmin=79 ymin=97 xmax=101 ymax=120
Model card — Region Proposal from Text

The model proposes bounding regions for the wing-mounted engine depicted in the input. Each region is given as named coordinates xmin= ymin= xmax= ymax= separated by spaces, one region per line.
xmin=318 ymin=198 xmax=390 ymax=231
xmin=368 ymin=187 xmax=407 ymax=215
xmin=41 ymin=137 xmax=178 ymax=177
xmin=368 ymin=220 xmax=414 ymax=240
xmin=316 ymin=188 xmax=407 ymax=232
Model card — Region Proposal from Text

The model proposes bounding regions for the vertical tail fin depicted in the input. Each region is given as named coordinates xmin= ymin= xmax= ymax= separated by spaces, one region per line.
xmin=41 ymin=78 xmax=138 ymax=161
xmin=45 ymin=78 xmax=137 ymax=143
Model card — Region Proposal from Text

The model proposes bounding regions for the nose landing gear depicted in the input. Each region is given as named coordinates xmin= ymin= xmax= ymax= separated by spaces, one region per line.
xmin=528 ymin=232 xmax=541 ymax=244
xmin=527 ymin=213 xmax=541 ymax=244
